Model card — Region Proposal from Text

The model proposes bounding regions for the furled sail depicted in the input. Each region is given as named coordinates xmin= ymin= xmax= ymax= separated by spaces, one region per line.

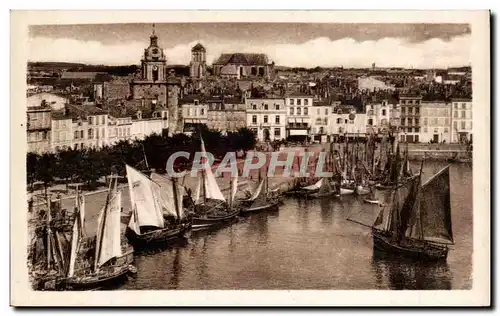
xmin=200 ymin=137 xmax=226 ymax=201
xmin=247 ymin=180 xmax=264 ymax=201
xmin=126 ymin=165 xmax=164 ymax=232
xmin=67 ymin=191 xmax=85 ymax=277
xmin=194 ymin=177 xmax=202 ymax=204
xmin=417 ymin=166 xmax=453 ymax=244
xmin=95 ymin=190 xmax=123 ymax=269
xmin=231 ymin=175 xmax=239 ymax=201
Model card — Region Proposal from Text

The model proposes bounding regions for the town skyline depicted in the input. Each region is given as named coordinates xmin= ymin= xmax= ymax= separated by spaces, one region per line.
xmin=28 ymin=23 xmax=471 ymax=69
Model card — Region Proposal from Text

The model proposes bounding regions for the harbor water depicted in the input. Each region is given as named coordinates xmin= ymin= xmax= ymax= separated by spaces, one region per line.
xmin=55 ymin=161 xmax=472 ymax=290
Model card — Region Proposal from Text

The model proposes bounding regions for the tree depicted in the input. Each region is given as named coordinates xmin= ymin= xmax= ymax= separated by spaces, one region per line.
xmin=26 ymin=152 xmax=39 ymax=192
xmin=35 ymin=153 xmax=57 ymax=197
xmin=56 ymin=148 xmax=81 ymax=191
xmin=235 ymin=127 xmax=257 ymax=153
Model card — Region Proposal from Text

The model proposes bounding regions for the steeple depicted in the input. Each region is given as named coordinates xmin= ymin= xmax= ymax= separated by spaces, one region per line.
xmin=150 ymin=23 xmax=158 ymax=46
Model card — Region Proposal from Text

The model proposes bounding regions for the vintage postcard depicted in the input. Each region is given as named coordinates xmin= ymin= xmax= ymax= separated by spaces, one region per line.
xmin=10 ymin=10 xmax=490 ymax=306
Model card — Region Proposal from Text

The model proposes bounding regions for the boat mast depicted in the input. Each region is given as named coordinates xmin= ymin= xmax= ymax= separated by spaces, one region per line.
xmin=418 ymin=158 xmax=425 ymax=240
xmin=172 ymin=177 xmax=181 ymax=220
xmin=94 ymin=177 xmax=114 ymax=273
xmin=46 ymin=193 xmax=52 ymax=270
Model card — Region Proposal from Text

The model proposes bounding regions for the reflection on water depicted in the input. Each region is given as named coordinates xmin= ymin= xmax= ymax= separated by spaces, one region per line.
xmin=117 ymin=162 xmax=471 ymax=290
xmin=371 ymin=253 xmax=452 ymax=290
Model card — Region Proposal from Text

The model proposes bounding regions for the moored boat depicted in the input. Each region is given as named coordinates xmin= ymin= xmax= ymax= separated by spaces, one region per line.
xmin=124 ymin=165 xmax=191 ymax=250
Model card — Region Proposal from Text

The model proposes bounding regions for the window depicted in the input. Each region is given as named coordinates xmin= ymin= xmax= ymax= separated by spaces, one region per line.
xmin=297 ymin=99 xmax=301 ymax=106
xmin=88 ymin=117 xmax=93 ymax=125
xmin=462 ymin=103 xmax=466 ymax=109
xmin=401 ymin=107 xmax=406 ymax=115
xmin=317 ymin=109 xmax=320 ymax=115
xmin=252 ymin=115 xmax=257 ymax=124
xmin=454 ymin=103 xmax=458 ymax=109
xmin=252 ymin=104 xmax=257 ymax=110
xmin=274 ymin=128 xmax=281 ymax=137
xmin=454 ymin=111 xmax=458 ymax=118
xmin=88 ymin=129 xmax=93 ymax=139
xmin=445 ymin=118 xmax=450 ymax=126
xmin=290 ymin=99 xmax=294 ymax=106
xmin=423 ymin=127 xmax=428 ymax=133
xmin=368 ymin=118 xmax=373 ymax=126
xmin=325 ymin=109 xmax=328 ymax=115
xmin=382 ymin=109 xmax=386 ymax=116
xmin=201 ymin=108 xmax=205 ymax=115
xmin=345 ymin=119 xmax=348 ymax=124
xmin=194 ymin=100 xmax=199 ymax=105
xmin=264 ymin=103 xmax=268 ymax=110
xmin=468 ymin=121 xmax=473 ymax=130
xmin=101 ymin=116 xmax=105 ymax=125
xmin=423 ymin=118 xmax=428 ymax=126
xmin=415 ymin=119 xmax=419 ymax=126
xmin=461 ymin=121 xmax=466 ymax=129
xmin=415 ymin=135 xmax=419 ymax=142
xmin=401 ymin=100 xmax=406 ymax=105
xmin=128 ymin=128 xmax=131 ymax=136
xmin=290 ymin=107 xmax=294 ymax=115
xmin=80 ymin=130 xmax=84 ymax=139
xmin=415 ymin=107 xmax=420 ymax=115
xmin=264 ymin=115 xmax=268 ymax=123
xmin=297 ymin=107 xmax=301 ymax=115
xmin=408 ymin=118 xmax=413 ymax=126
xmin=444 ymin=127 xmax=449 ymax=133
xmin=337 ymin=118 xmax=342 ymax=124
xmin=275 ymin=115 xmax=280 ymax=124
xmin=415 ymin=100 xmax=420 ymax=105
xmin=461 ymin=111 xmax=466 ymax=118
xmin=74 ymin=131 xmax=78 ymax=139
xmin=275 ymin=104 xmax=280 ymax=110
xmin=304 ymin=108 xmax=308 ymax=115
xmin=453 ymin=121 xmax=458 ymax=129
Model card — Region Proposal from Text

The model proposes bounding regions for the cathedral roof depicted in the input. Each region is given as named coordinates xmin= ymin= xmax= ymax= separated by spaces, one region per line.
xmin=213 ymin=53 xmax=270 ymax=66
xmin=191 ymin=43 xmax=206 ymax=52
xmin=220 ymin=64 xmax=239 ymax=75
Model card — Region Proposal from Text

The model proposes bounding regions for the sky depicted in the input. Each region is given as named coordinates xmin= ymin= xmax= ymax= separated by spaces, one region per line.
xmin=28 ymin=23 xmax=471 ymax=68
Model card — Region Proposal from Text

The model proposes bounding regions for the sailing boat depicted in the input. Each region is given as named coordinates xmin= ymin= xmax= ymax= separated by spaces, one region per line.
xmin=65 ymin=179 xmax=135 ymax=289
xmin=29 ymin=193 xmax=71 ymax=290
xmin=125 ymin=165 xmax=192 ymax=249
xmin=239 ymin=166 xmax=280 ymax=214
xmin=187 ymin=137 xmax=241 ymax=231
xmin=370 ymin=164 xmax=453 ymax=261
xmin=363 ymin=186 xmax=380 ymax=205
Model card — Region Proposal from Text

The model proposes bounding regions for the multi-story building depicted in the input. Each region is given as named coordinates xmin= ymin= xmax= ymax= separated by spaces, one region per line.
xmin=246 ymin=97 xmax=286 ymax=141
xmin=180 ymin=96 xmax=208 ymax=135
xmin=27 ymin=104 xmax=51 ymax=153
xmin=207 ymin=97 xmax=246 ymax=133
xmin=331 ymin=106 xmax=366 ymax=139
xmin=131 ymin=107 xmax=169 ymax=140
xmin=451 ymin=98 xmax=473 ymax=143
xmin=285 ymin=94 xmax=313 ymax=141
xmin=50 ymin=109 xmax=74 ymax=152
xmin=420 ymin=101 xmax=452 ymax=143
xmin=365 ymin=99 xmax=400 ymax=135
xmin=399 ymin=95 xmax=422 ymax=143
xmin=310 ymin=102 xmax=333 ymax=143
xmin=86 ymin=111 xmax=109 ymax=149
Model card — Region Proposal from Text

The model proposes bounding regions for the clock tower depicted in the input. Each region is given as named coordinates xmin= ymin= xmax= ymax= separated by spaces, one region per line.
xmin=131 ymin=24 xmax=182 ymax=135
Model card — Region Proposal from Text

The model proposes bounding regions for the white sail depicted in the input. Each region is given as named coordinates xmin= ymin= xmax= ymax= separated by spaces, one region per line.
xmin=200 ymin=137 xmax=226 ymax=201
xmin=302 ymin=178 xmax=323 ymax=191
xmin=95 ymin=190 xmax=123 ymax=268
xmin=126 ymin=165 xmax=164 ymax=230
xmin=75 ymin=191 xmax=85 ymax=233
xmin=67 ymin=217 xmax=80 ymax=277
xmin=231 ymin=175 xmax=239 ymax=201
xmin=248 ymin=180 xmax=264 ymax=201
xmin=194 ymin=177 xmax=202 ymax=204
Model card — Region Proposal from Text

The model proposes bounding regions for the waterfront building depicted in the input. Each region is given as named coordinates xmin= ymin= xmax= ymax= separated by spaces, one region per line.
xmin=285 ymin=93 xmax=313 ymax=141
xmin=331 ymin=106 xmax=366 ymax=140
xmin=207 ymin=97 xmax=246 ymax=133
xmin=399 ymin=95 xmax=422 ymax=143
xmin=27 ymin=103 xmax=51 ymax=154
xmin=246 ymin=97 xmax=286 ymax=141
xmin=50 ymin=109 xmax=74 ymax=152
xmin=213 ymin=53 xmax=274 ymax=80
xmin=451 ymin=98 xmax=473 ymax=143
xmin=67 ymin=104 xmax=108 ymax=150
xmin=420 ymin=101 xmax=452 ymax=143
xmin=131 ymin=106 xmax=169 ymax=140
xmin=365 ymin=99 xmax=400 ymax=135
xmin=310 ymin=102 xmax=333 ymax=143
xmin=189 ymin=43 xmax=207 ymax=79
xmin=180 ymin=96 xmax=208 ymax=135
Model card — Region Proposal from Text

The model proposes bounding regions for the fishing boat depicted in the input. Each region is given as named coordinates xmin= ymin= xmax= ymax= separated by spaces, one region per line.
xmin=124 ymin=165 xmax=192 ymax=249
xmin=65 ymin=180 xmax=136 ymax=289
xmin=359 ymin=163 xmax=454 ymax=261
xmin=28 ymin=193 xmax=71 ymax=290
xmin=238 ymin=171 xmax=280 ymax=214
xmin=186 ymin=137 xmax=241 ymax=231
xmin=363 ymin=186 xmax=380 ymax=205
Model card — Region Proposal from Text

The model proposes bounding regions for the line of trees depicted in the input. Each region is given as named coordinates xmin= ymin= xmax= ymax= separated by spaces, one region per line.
xmin=27 ymin=126 xmax=257 ymax=193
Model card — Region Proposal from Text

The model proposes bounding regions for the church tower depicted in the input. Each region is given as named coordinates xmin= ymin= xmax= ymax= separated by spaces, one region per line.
xmin=189 ymin=43 xmax=206 ymax=79
xmin=141 ymin=25 xmax=167 ymax=82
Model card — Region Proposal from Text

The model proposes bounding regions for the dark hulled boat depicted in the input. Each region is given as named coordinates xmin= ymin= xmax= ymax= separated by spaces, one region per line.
xmin=370 ymin=164 xmax=454 ymax=261
xmin=124 ymin=165 xmax=192 ymax=249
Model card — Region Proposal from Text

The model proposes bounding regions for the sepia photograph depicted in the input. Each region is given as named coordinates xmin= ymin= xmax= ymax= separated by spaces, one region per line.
xmin=10 ymin=10 xmax=490 ymax=306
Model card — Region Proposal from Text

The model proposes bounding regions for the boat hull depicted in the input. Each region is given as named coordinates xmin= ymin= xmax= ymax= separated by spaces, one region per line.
xmin=65 ymin=265 xmax=133 ymax=290
xmin=192 ymin=209 xmax=240 ymax=231
xmin=125 ymin=222 xmax=192 ymax=249
xmin=372 ymin=229 xmax=448 ymax=261
xmin=363 ymin=199 xmax=380 ymax=205
xmin=241 ymin=201 xmax=280 ymax=214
